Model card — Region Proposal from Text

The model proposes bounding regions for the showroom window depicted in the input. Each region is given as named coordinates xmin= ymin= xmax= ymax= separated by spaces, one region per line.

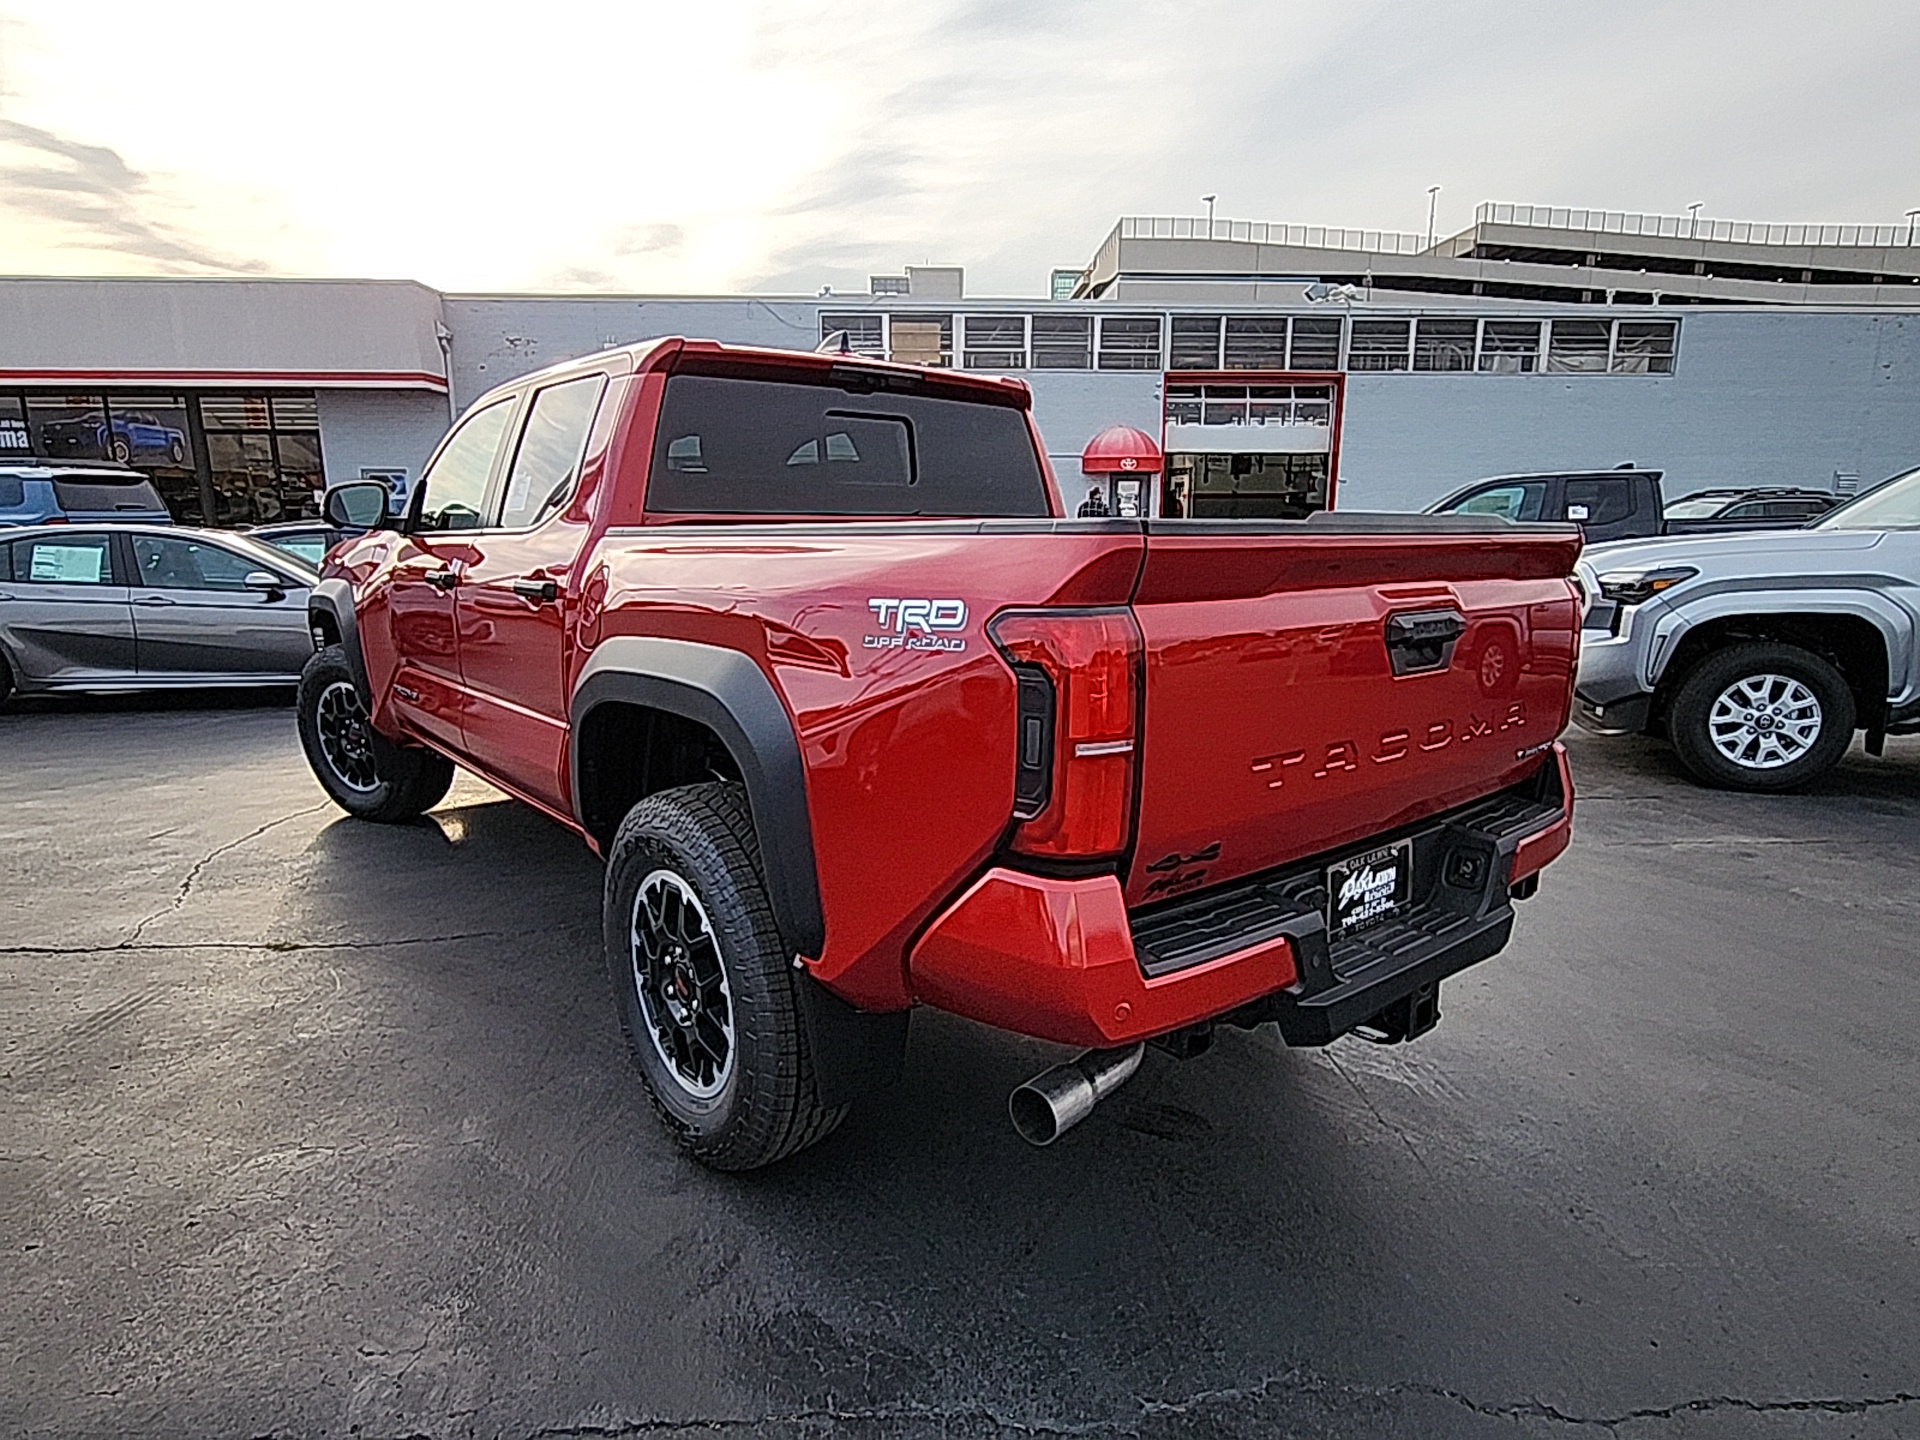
xmin=1288 ymin=317 xmax=1343 ymax=370
xmin=1168 ymin=316 xmax=1222 ymax=369
xmin=1223 ymin=316 xmax=1289 ymax=369
xmin=1547 ymin=320 xmax=1613 ymax=373
xmin=1097 ymin=316 xmax=1162 ymax=370
xmin=200 ymin=392 xmax=327 ymax=527
xmin=1348 ymin=319 xmax=1412 ymax=371
xmin=1479 ymin=321 xmax=1542 ymax=373
xmin=1031 ymin=314 xmax=1093 ymax=369
xmin=819 ymin=313 xmax=885 ymax=357
xmin=1413 ymin=319 xmax=1477 ymax=372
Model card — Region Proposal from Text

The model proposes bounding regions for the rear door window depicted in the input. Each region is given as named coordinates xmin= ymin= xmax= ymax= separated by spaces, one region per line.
xmin=10 ymin=533 xmax=115 ymax=584
xmin=1562 ymin=478 xmax=1636 ymax=525
xmin=497 ymin=375 xmax=607 ymax=528
xmin=646 ymin=372 xmax=1048 ymax=517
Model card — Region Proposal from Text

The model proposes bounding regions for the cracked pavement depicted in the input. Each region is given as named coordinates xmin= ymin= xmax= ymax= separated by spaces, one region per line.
xmin=3 ymin=693 xmax=1918 ymax=1438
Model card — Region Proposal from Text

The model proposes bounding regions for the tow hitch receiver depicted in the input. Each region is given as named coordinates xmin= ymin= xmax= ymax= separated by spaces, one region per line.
xmin=1355 ymin=981 xmax=1441 ymax=1044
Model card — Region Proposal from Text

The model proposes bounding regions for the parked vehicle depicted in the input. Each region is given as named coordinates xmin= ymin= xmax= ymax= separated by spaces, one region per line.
xmin=299 ymin=338 xmax=1582 ymax=1170
xmin=0 ymin=524 xmax=317 ymax=704
xmin=1428 ymin=466 xmax=1836 ymax=541
xmin=36 ymin=412 xmax=188 ymax=466
xmin=0 ymin=461 xmax=174 ymax=528
xmin=1662 ymin=487 xmax=1838 ymax=531
xmin=248 ymin=520 xmax=361 ymax=567
xmin=1575 ymin=464 xmax=1920 ymax=790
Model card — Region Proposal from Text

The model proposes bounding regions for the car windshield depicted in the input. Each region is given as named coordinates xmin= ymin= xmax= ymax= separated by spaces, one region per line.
xmin=1813 ymin=466 xmax=1920 ymax=530
xmin=1663 ymin=495 xmax=1734 ymax=519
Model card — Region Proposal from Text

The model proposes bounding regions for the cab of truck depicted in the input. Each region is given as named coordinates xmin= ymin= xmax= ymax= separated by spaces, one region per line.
xmin=1426 ymin=467 xmax=1662 ymax=543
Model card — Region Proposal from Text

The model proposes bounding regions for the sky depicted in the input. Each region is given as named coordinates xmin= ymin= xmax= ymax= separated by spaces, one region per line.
xmin=1 ymin=0 xmax=1918 ymax=298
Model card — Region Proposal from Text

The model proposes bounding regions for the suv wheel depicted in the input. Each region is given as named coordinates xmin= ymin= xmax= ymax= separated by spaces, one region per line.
xmin=297 ymin=646 xmax=454 ymax=821
xmin=603 ymin=782 xmax=845 ymax=1171
xmin=1668 ymin=642 xmax=1856 ymax=791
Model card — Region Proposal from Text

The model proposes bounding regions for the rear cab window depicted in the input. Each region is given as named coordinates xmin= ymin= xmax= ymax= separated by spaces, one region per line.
xmin=645 ymin=365 xmax=1049 ymax=518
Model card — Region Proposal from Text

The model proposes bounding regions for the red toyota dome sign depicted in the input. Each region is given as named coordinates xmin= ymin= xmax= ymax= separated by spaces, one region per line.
xmin=1080 ymin=424 xmax=1162 ymax=475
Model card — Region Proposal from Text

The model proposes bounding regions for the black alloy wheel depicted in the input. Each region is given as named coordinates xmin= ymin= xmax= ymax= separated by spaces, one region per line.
xmin=602 ymin=781 xmax=845 ymax=1170
xmin=296 ymin=645 xmax=454 ymax=821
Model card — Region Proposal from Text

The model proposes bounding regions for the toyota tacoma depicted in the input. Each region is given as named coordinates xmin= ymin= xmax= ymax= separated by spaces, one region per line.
xmin=299 ymin=339 xmax=1581 ymax=1169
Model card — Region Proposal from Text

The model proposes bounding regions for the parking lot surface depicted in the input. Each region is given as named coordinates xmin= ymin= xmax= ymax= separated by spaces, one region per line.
xmin=4 ymin=696 xmax=1919 ymax=1439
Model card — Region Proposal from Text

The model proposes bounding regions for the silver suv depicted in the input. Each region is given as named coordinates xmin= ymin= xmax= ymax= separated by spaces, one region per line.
xmin=1574 ymin=466 xmax=1920 ymax=790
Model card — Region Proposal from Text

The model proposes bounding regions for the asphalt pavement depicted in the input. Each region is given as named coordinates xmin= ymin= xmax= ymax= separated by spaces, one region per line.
xmin=3 ymin=693 xmax=1918 ymax=1439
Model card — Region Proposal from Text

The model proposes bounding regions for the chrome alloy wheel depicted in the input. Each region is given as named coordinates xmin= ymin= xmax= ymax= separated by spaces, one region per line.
xmin=315 ymin=680 xmax=380 ymax=792
xmin=631 ymin=870 xmax=735 ymax=1100
xmin=1707 ymin=673 xmax=1823 ymax=770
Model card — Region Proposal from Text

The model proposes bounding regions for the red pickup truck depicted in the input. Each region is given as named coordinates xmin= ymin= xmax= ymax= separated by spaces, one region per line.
xmin=300 ymin=339 xmax=1580 ymax=1170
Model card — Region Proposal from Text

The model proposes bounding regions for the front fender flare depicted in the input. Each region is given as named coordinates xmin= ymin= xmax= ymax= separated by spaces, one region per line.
xmin=571 ymin=635 xmax=826 ymax=962
xmin=308 ymin=578 xmax=370 ymax=702
xmin=1646 ymin=582 xmax=1912 ymax=699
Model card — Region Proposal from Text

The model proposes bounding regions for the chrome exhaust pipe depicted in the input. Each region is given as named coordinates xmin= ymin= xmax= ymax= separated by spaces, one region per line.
xmin=1008 ymin=1043 xmax=1145 ymax=1146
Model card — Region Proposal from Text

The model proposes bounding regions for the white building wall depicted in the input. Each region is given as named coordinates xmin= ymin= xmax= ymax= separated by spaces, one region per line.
xmin=1335 ymin=312 xmax=1920 ymax=510
xmin=315 ymin=389 xmax=455 ymax=495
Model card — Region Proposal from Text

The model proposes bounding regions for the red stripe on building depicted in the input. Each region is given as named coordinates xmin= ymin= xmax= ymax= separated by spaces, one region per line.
xmin=0 ymin=368 xmax=449 ymax=391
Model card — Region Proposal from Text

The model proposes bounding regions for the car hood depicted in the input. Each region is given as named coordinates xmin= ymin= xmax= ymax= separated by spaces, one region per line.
xmin=1581 ymin=527 xmax=1887 ymax=573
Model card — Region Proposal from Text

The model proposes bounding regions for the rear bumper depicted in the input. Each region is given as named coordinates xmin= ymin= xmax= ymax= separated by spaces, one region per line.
xmin=908 ymin=744 xmax=1573 ymax=1049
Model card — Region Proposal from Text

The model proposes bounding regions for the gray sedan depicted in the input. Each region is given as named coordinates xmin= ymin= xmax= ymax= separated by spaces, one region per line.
xmin=0 ymin=524 xmax=319 ymax=702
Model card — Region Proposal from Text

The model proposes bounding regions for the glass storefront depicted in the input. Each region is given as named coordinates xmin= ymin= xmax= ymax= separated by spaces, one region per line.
xmin=0 ymin=389 xmax=326 ymax=526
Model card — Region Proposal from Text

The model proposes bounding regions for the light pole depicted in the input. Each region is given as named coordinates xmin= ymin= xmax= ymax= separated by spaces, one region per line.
xmin=1906 ymin=208 xmax=1919 ymax=246
xmin=1687 ymin=201 xmax=1703 ymax=237
xmin=1202 ymin=194 xmax=1217 ymax=235
xmin=1426 ymin=185 xmax=1440 ymax=250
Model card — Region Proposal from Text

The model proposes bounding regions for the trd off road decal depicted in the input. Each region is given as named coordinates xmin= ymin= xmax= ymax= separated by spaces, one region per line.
xmin=865 ymin=598 xmax=968 ymax=652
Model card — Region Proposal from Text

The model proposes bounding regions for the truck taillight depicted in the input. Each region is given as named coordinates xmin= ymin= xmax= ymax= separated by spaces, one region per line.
xmin=989 ymin=608 xmax=1142 ymax=860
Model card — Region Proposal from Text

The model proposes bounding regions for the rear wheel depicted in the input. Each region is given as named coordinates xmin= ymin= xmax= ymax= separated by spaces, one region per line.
xmin=603 ymin=781 xmax=845 ymax=1171
xmin=297 ymin=645 xmax=454 ymax=820
xmin=1668 ymin=642 xmax=1856 ymax=791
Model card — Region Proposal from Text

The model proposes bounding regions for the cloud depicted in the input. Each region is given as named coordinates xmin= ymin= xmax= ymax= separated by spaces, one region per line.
xmin=611 ymin=223 xmax=686 ymax=257
xmin=0 ymin=115 xmax=267 ymax=273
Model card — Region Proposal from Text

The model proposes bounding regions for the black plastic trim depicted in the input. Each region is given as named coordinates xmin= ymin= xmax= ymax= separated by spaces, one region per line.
xmin=1129 ymin=759 xmax=1567 ymax=1047
xmin=307 ymin=578 xmax=370 ymax=702
xmin=571 ymin=635 xmax=826 ymax=961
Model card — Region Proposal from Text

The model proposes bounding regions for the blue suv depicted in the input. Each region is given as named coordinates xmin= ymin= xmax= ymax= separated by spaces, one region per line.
xmin=0 ymin=462 xmax=174 ymax=527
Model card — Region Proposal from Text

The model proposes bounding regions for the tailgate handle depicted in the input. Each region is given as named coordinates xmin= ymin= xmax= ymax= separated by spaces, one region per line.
xmin=1384 ymin=608 xmax=1467 ymax=676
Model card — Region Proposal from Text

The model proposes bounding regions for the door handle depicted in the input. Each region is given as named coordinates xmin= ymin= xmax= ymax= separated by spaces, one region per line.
xmin=134 ymin=595 xmax=178 ymax=606
xmin=510 ymin=578 xmax=559 ymax=603
xmin=423 ymin=569 xmax=461 ymax=591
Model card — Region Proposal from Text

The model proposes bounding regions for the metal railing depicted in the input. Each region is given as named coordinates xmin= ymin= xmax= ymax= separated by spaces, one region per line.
xmin=1114 ymin=216 xmax=1430 ymax=255
xmin=1476 ymin=203 xmax=1920 ymax=250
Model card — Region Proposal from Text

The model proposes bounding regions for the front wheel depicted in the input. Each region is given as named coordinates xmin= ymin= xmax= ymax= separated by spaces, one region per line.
xmin=603 ymin=782 xmax=845 ymax=1171
xmin=297 ymin=645 xmax=454 ymax=820
xmin=1667 ymin=642 xmax=1856 ymax=791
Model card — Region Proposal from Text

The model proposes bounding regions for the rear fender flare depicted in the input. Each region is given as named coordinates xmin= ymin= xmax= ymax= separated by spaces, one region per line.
xmin=570 ymin=635 xmax=826 ymax=961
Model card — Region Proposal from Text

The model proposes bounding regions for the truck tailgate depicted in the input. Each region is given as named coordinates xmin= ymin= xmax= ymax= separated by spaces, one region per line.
xmin=1125 ymin=517 xmax=1581 ymax=907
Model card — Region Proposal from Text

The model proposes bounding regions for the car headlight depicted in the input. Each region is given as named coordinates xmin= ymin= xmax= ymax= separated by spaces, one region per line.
xmin=1595 ymin=565 xmax=1698 ymax=605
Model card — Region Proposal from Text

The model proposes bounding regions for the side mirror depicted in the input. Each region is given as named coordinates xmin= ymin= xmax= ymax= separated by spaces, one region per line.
xmin=324 ymin=480 xmax=390 ymax=531
xmin=244 ymin=570 xmax=288 ymax=600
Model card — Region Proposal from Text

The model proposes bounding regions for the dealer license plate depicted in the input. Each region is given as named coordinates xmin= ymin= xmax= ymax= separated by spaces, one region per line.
xmin=1326 ymin=838 xmax=1413 ymax=935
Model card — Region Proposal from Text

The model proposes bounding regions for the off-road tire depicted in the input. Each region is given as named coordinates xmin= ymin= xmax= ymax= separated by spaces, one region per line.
xmin=1668 ymin=641 xmax=1855 ymax=792
xmin=297 ymin=645 xmax=454 ymax=821
xmin=603 ymin=781 xmax=845 ymax=1171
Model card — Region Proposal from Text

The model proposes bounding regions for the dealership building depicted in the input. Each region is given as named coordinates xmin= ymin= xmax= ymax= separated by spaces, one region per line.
xmin=5 ymin=202 xmax=1920 ymax=525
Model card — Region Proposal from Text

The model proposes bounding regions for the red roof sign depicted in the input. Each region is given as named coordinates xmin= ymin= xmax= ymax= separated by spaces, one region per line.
xmin=1080 ymin=424 xmax=1163 ymax=475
